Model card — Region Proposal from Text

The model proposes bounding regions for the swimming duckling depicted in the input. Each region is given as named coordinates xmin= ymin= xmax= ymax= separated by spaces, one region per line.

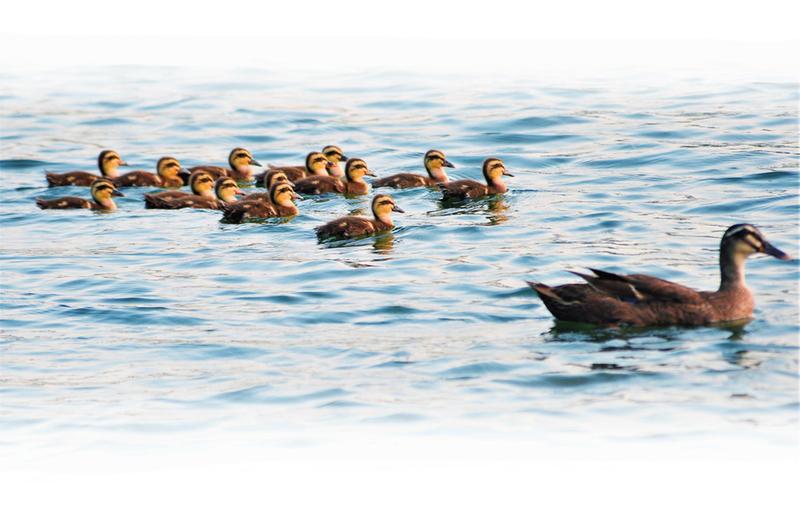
xmin=144 ymin=170 xmax=216 ymax=208
xmin=294 ymin=158 xmax=372 ymax=196
xmin=258 ymin=151 xmax=331 ymax=184
xmin=315 ymin=194 xmax=404 ymax=239
xmin=439 ymin=157 xmax=512 ymax=200
xmin=245 ymin=171 xmax=292 ymax=202
xmin=45 ymin=150 xmax=128 ymax=187
xmin=221 ymin=182 xmax=301 ymax=223
xmin=189 ymin=147 xmax=261 ymax=183
xmin=372 ymin=149 xmax=454 ymax=189
xmin=528 ymin=224 xmax=792 ymax=327
xmin=144 ymin=175 xmax=241 ymax=210
xmin=112 ymin=156 xmax=189 ymax=188
xmin=322 ymin=145 xmax=348 ymax=178
xmin=36 ymin=178 xmax=124 ymax=211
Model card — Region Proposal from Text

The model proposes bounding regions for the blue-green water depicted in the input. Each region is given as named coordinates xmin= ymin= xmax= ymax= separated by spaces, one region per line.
xmin=0 ymin=68 xmax=798 ymax=453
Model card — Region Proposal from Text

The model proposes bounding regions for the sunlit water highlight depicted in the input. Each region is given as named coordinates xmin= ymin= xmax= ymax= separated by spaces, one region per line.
xmin=0 ymin=68 xmax=798 ymax=456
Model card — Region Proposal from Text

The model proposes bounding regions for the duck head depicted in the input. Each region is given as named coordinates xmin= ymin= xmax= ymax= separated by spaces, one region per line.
xmin=345 ymin=158 xmax=375 ymax=184
xmin=323 ymin=145 xmax=348 ymax=178
xmin=156 ymin=156 xmax=187 ymax=183
xmin=91 ymin=178 xmax=124 ymax=210
xmin=372 ymin=194 xmax=404 ymax=226
xmin=228 ymin=147 xmax=261 ymax=174
xmin=188 ymin=170 xmax=216 ymax=198
xmin=305 ymin=151 xmax=330 ymax=176
xmin=482 ymin=157 xmax=512 ymax=193
xmin=270 ymin=181 xmax=302 ymax=208
xmin=719 ymin=223 xmax=791 ymax=288
xmin=215 ymin=177 xmax=243 ymax=203
xmin=424 ymin=149 xmax=454 ymax=183
xmin=98 ymin=150 xmax=128 ymax=178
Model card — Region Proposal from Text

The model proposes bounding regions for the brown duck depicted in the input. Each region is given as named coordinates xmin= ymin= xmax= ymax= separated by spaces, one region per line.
xmin=36 ymin=179 xmax=124 ymax=211
xmin=45 ymin=150 xmax=128 ymax=187
xmin=245 ymin=171 xmax=292 ymax=202
xmin=294 ymin=158 xmax=372 ymax=196
xmin=144 ymin=175 xmax=241 ymax=210
xmin=112 ymin=156 xmax=189 ymax=187
xmin=315 ymin=194 xmax=404 ymax=239
xmin=372 ymin=149 xmax=454 ymax=189
xmin=528 ymin=224 xmax=792 ymax=327
xmin=144 ymin=170 xmax=215 ymax=207
xmin=221 ymin=181 xmax=301 ymax=223
xmin=188 ymin=147 xmax=261 ymax=183
xmin=258 ymin=151 xmax=331 ymax=184
xmin=439 ymin=157 xmax=512 ymax=200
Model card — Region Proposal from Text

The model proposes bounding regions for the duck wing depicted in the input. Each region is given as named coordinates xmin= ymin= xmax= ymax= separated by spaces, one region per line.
xmin=372 ymin=173 xmax=428 ymax=189
xmin=582 ymin=268 xmax=704 ymax=304
xmin=221 ymin=199 xmax=277 ymax=223
xmin=113 ymin=171 xmax=160 ymax=187
xmin=439 ymin=180 xmax=487 ymax=200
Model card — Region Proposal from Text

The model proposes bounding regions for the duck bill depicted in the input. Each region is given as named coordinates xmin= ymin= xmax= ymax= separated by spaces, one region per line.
xmin=234 ymin=188 xmax=245 ymax=196
xmin=392 ymin=205 xmax=405 ymax=213
xmin=111 ymin=190 xmax=125 ymax=197
xmin=250 ymin=159 xmax=263 ymax=167
xmin=178 ymin=168 xmax=191 ymax=179
xmin=339 ymin=154 xmax=349 ymax=162
xmin=503 ymin=171 xmax=515 ymax=177
xmin=366 ymin=170 xmax=376 ymax=177
xmin=443 ymin=159 xmax=455 ymax=168
xmin=119 ymin=160 xmax=129 ymax=167
xmin=292 ymin=192 xmax=303 ymax=200
xmin=762 ymin=241 xmax=792 ymax=260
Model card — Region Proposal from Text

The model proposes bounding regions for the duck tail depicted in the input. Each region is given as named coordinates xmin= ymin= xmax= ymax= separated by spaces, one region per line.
xmin=526 ymin=281 xmax=563 ymax=303
xmin=35 ymin=198 xmax=48 ymax=209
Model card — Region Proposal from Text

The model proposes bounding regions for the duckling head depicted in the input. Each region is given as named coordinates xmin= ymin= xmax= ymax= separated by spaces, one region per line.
xmin=215 ymin=177 xmax=243 ymax=203
xmin=482 ymin=157 xmax=512 ymax=191
xmin=91 ymin=178 xmax=124 ymax=209
xmin=266 ymin=171 xmax=291 ymax=190
xmin=323 ymin=145 xmax=348 ymax=178
xmin=156 ymin=156 xmax=186 ymax=180
xmin=189 ymin=170 xmax=217 ymax=198
xmin=372 ymin=194 xmax=404 ymax=225
xmin=270 ymin=181 xmax=302 ymax=208
xmin=424 ymin=149 xmax=454 ymax=182
xmin=98 ymin=150 xmax=128 ymax=178
xmin=228 ymin=148 xmax=261 ymax=173
xmin=345 ymin=158 xmax=375 ymax=183
xmin=719 ymin=224 xmax=791 ymax=287
xmin=305 ymin=151 xmax=330 ymax=176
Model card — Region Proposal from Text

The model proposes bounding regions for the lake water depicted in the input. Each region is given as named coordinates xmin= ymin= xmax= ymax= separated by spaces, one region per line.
xmin=1 ymin=67 xmax=798 ymax=458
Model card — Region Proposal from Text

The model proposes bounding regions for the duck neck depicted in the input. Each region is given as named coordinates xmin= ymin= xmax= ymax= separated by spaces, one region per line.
xmin=97 ymin=197 xmax=117 ymax=210
xmin=488 ymin=177 xmax=507 ymax=194
xmin=719 ymin=245 xmax=747 ymax=291
xmin=374 ymin=211 xmax=394 ymax=227
xmin=427 ymin=166 xmax=448 ymax=182
xmin=329 ymin=164 xmax=345 ymax=178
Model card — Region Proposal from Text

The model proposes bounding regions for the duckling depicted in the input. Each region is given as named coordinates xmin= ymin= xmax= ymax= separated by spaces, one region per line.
xmin=112 ymin=156 xmax=189 ymax=188
xmin=144 ymin=170 xmax=216 ymax=208
xmin=527 ymin=224 xmax=792 ymax=327
xmin=439 ymin=157 xmax=512 ymax=200
xmin=294 ymin=158 xmax=372 ymax=196
xmin=245 ymin=171 xmax=292 ymax=202
xmin=145 ymin=175 xmax=241 ymax=210
xmin=372 ymin=149 xmax=454 ymax=189
xmin=315 ymin=194 xmax=404 ymax=239
xmin=36 ymin=178 xmax=124 ymax=211
xmin=45 ymin=150 xmax=128 ymax=187
xmin=322 ymin=145 xmax=348 ymax=178
xmin=258 ymin=151 xmax=331 ymax=184
xmin=189 ymin=147 xmax=261 ymax=183
xmin=221 ymin=182 xmax=301 ymax=223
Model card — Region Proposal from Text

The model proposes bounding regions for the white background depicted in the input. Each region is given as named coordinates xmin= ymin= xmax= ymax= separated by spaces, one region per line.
xmin=1 ymin=1 xmax=798 ymax=531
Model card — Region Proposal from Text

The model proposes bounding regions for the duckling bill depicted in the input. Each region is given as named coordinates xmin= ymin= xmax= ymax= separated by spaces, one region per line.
xmin=528 ymin=224 xmax=792 ymax=327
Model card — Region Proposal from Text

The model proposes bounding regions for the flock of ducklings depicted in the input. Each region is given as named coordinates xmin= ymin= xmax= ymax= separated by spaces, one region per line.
xmin=38 ymin=146 xmax=510 ymax=238
xmin=35 ymin=146 xmax=792 ymax=328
